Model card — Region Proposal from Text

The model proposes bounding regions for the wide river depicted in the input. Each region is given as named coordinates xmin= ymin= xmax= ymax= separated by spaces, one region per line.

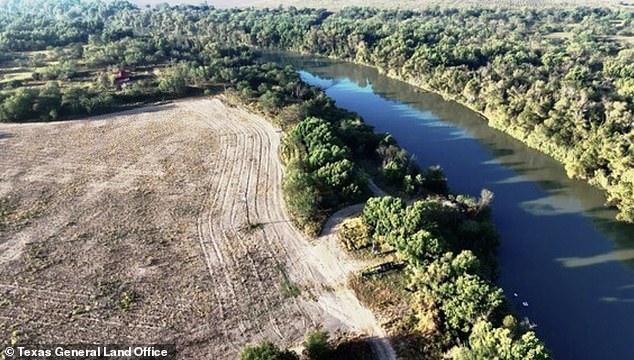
xmin=263 ymin=53 xmax=634 ymax=359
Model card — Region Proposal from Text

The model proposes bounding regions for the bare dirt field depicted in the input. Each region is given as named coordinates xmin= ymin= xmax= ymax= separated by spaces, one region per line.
xmin=0 ymin=98 xmax=394 ymax=359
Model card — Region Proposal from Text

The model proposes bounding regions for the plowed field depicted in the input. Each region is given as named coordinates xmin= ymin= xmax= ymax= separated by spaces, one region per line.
xmin=0 ymin=98 xmax=394 ymax=359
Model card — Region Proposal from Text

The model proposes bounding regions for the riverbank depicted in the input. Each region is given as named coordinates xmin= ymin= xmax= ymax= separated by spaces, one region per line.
xmin=276 ymin=49 xmax=624 ymax=221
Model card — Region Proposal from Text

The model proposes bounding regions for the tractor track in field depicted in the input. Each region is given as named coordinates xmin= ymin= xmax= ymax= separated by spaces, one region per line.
xmin=0 ymin=97 xmax=394 ymax=359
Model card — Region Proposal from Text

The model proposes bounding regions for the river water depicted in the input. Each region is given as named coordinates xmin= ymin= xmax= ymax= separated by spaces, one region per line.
xmin=263 ymin=53 xmax=634 ymax=359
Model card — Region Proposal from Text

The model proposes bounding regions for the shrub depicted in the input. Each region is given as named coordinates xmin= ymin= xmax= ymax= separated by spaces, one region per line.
xmin=338 ymin=217 xmax=372 ymax=250
xmin=303 ymin=330 xmax=330 ymax=360
xmin=240 ymin=341 xmax=297 ymax=360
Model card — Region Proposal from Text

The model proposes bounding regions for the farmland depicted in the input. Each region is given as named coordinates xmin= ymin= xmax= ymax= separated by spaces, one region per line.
xmin=0 ymin=98 xmax=392 ymax=358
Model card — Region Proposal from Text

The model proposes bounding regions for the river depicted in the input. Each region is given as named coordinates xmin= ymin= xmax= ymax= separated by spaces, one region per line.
xmin=263 ymin=52 xmax=634 ymax=359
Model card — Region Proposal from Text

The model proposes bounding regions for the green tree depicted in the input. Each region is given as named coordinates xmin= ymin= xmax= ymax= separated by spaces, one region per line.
xmin=450 ymin=319 xmax=550 ymax=360
xmin=240 ymin=340 xmax=297 ymax=360
xmin=34 ymin=82 xmax=62 ymax=120
xmin=159 ymin=63 xmax=189 ymax=96
xmin=362 ymin=196 xmax=405 ymax=237
xmin=414 ymin=251 xmax=504 ymax=336
xmin=283 ymin=165 xmax=323 ymax=236
xmin=0 ymin=88 xmax=37 ymax=122
xmin=62 ymin=86 xmax=90 ymax=115
xmin=303 ymin=329 xmax=330 ymax=360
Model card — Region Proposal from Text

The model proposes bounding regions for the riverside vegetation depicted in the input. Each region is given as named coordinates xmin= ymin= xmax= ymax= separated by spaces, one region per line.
xmin=192 ymin=6 xmax=634 ymax=223
xmin=343 ymin=194 xmax=549 ymax=359
xmin=214 ymin=6 xmax=634 ymax=223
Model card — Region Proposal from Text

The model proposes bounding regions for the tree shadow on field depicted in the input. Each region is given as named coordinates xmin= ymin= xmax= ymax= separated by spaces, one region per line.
xmin=140 ymin=104 xmax=177 ymax=113
xmin=384 ymin=332 xmax=447 ymax=360
xmin=0 ymin=132 xmax=12 ymax=140
xmin=115 ymin=102 xmax=177 ymax=116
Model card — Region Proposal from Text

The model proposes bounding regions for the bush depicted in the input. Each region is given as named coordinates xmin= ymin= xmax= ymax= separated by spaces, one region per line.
xmin=0 ymin=88 xmax=37 ymax=122
xmin=240 ymin=341 xmax=297 ymax=360
xmin=283 ymin=167 xmax=324 ymax=236
xmin=303 ymin=330 xmax=330 ymax=360
xmin=338 ymin=217 xmax=372 ymax=250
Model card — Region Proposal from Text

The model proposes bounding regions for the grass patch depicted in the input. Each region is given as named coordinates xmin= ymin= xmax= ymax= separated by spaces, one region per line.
xmin=276 ymin=263 xmax=301 ymax=298
xmin=0 ymin=294 xmax=13 ymax=308
xmin=0 ymin=71 xmax=33 ymax=85
xmin=348 ymin=271 xmax=448 ymax=359
xmin=543 ymin=31 xmax=571 ymax=39
xmin=0 ymin=191 xmax=51 ymax=232
xmin=0 ymin=197 xmax=14 ymax=230
xmin=349 ymin=271 xmax=410 ymax=314
xmin=93 ymin=279 xmax=140 ymax=312
xmin=117 ymin=290 xmax=139 ymax=312
xmin=242 ymin=221 xmax=264 ymax=234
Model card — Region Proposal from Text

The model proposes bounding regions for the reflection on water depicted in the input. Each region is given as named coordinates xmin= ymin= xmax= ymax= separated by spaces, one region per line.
xmin=601 ymin=297 xmax=634 ymax=303
xmin=262 ymin=52 xmax=634 ymax=360
xmin=557 ymin=249 xmax=634 ymax=268
xmin=520 ymin=195 xmax=585 ymax=216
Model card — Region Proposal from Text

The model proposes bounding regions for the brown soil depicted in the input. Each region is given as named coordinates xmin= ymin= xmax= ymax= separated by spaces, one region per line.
xmin=0 ymin=98 xmax=394 ymax=359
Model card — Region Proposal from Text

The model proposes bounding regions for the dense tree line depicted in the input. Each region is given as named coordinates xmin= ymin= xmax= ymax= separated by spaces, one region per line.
xmin=0 ymin=0 xmax=135 ymax=51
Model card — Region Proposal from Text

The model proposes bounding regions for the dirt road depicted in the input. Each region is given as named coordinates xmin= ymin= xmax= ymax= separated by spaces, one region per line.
xmin=0 ymin=98 xmax=394 ymax=358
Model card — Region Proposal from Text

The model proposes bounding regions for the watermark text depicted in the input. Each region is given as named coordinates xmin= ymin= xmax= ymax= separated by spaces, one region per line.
xmin=3 ymin=344 xmax=175 ymax=359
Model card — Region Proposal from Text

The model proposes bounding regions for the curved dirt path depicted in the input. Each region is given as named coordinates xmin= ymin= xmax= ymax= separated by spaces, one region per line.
xmin=314 ymin=204 xmax=396 ymax=360
xmin=188 ymin=98 xmax=395 ymax=358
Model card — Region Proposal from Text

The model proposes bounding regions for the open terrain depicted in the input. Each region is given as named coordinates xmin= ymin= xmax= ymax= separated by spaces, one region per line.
xmin=0 ymin=98 xmax=394 ymax=358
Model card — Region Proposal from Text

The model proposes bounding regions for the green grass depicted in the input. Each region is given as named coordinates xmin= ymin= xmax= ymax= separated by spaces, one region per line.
xmin=276 ymin=263 xmax=301 ymax=298
xmin=93 ymin=279 xmax=140 ymax=311
xmin=0 ymin=71 xmax=32 ymax=82
xmin=0 ymin=197 xmax=15 ymax=230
